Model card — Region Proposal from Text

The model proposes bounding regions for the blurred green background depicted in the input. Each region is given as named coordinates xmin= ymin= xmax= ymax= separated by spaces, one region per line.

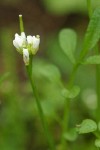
xmin=0 ymin=0 xmax=99 ymax=150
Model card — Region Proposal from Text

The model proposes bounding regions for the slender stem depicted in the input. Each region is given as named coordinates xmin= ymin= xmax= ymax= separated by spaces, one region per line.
xmin=18 ymin=14 xmax=55 ymax=150
xmin=77 ymin=0 xmax=92 ymax=61
xmin=61 ymin=99 xmax=70 ymax=150
xmin=96 ymin=64 xmax=100 ymax=120
xmin=60 ymin=1 xmax=93 ymax=148
xmin=86 ymin=0 xmax=100 ymax=122
xmin=26 ymin=57 xmax=55 ymax=150
xmin=60 ymin=63 xmax=79 ymax=150
xmin=95 ymin=45 xmax=100 ymax=121
xmin=87 ymin=0 xmax=92 ymax=18
xmin=19 ymin=14 xmax=24 ymax=33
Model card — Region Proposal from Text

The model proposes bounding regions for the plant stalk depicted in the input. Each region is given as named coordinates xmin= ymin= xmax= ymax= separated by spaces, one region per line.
xmin=95 ymin=45 xmax=100 ymax=121
xmin=86 ymin=0 xmax=100 ymax=122
xmin=26 ymin=57 xmax=55 ymax=150
xmin=60 ymin=1 xmax=93 ymax=148
xmin=61 ymin=63 xmax=79 ymax=150
xmin=87 ymin=0 xmax=92 ymax=18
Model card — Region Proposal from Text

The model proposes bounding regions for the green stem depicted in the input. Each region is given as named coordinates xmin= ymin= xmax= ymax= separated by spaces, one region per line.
xmin=60 ymin=1 xmax=93 ymax=147
xmin=77 ymin=0 xmax=92 ymax=62
xmin=60 ymin=99 xmax=70 ymax=150
xmin=60 ymin=63 xmax=79 ymax=150
xmin=86 ymin=0 xmax=100 ymax=122
xmin=87 ymin=0 xmax=92 ymax=18
xmin=26 ymin=57 xmax=55 ymax=150
xmin=19 ymin=14 xmax=24 ymax=33
xmin=95 ymin=45 xmax=100 ymax=121
xmin=18 ymin=14 xmax=55 ymax=150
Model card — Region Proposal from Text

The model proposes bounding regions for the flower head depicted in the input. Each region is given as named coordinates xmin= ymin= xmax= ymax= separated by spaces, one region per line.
xmin=13 ymin=32 xmax=40 ymax=65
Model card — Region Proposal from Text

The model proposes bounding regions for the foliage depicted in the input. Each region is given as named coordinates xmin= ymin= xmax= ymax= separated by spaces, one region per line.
xmin=1 ymin=0 xmax=100 ymax=150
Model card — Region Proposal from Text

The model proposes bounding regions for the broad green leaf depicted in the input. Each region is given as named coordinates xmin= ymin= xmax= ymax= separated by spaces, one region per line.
xmin=62 ymin=85 xmax=80 ymax=99
xmin=95 ymin=139 xmax=100 ymax=148
xmin=82 ymin=8 xmax=100 ymax=55
xmin=76 ymin=119 xmax=97 ymax=134
xmin=83 ymin=55 xmax=100 ymax=64
xmin=59 ymin=28 xmax=77 ymax=64
xmin=63 ymin=128 xmax=78 ymax=141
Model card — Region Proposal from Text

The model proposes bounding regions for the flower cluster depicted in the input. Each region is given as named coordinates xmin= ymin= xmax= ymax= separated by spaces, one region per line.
xmin=13 ymin=32 xmax=40 ymax=65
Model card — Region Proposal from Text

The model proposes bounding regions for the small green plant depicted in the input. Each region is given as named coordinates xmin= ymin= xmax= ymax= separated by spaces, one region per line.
xmin=12 ymin=0 xmax=100 ymax=150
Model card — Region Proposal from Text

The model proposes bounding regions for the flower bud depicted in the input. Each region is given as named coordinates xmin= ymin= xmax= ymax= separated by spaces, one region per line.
xmin=23 ymin=48 xmax=29 ymax=65
xmin=13 ymin=32 xmax=26 ymax=53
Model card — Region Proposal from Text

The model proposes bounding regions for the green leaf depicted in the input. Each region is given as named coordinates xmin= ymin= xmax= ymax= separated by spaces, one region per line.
xmin=76 ymin=119 xmax=97 ymax=134
xmin=82 ymin=8 xmax=100 ymax=56
xmin=59 ymin=28 xmax=77 ymax=64
xmin=62 ymin=85 xmax=80 ymax=99
xmin=95 ymin=139 xmax=100 ymax=148
xmin=63 ymin=128 xmax=78 ymax=142
xmin=83 ymin=55 xmax=100 ymax=64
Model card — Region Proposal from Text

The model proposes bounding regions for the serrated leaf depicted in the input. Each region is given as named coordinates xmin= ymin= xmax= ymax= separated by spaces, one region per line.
xmin=95 ymin=139 xmax=100 ymax=148
xmin=83 ymin=55 xmax=100 ymax=64
xmin=82 ymin=8 xmax=100 ymax=54
xmin=62 ymin=85 xmax=80 ymax=99
xmin=77 ymin=119 xmax=97 ymax=134
xmin=59 ymin=28 xmax=77 ymax=64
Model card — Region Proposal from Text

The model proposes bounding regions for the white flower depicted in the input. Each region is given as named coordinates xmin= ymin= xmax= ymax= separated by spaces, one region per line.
xmin=13 ymin=32 xmax=40 ymax=65
xmin=27 ymin=35 xmax=33 ymax=44
xmin=32 ymin=36 xmax=40 ymax=49
xmin=27 ymin=35 xmax=40 ymax=54
xmin=23 ymin=48 xmax=29 ymax=66
xmin=21 ymin=32 xmax=26 ymax=42
xmin=13 ymin=32 xmax=26 ymax=53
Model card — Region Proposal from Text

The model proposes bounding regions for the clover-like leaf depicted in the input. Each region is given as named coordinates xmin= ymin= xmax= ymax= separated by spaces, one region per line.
xmin=59 ymin=28 xmax=77 ymax=64
xmin=62 ymin=85 xmax=80 ymax=99
xmin=63 ymin=128 xmax=78 ymax=142
xmin=76 ymin=119 xmax=97 ymax=134
xmin=95 ymin=139 xmax=100 ymax=148
xmin=83 ymin=55 xmax=100 ymax=64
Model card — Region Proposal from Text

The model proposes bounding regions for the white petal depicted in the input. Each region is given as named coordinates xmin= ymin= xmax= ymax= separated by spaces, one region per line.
xmin=16 ymin=36 xmax=23 ymax=47
xmin=32 ymin=36 xmax=40 ymax=49
xmin=15 ymin=33 xmax=20 ymax=37
xmin=13 ymin=33 xmax=23 ymax=48
xmin=13 ymin=40 xmax=19 ymax=49
xmin=27 ymin=35 xmax=33 ymax=44
xmin=23 ymin=48 xmax=29 ymax=65
xmin=21 ymin=32 xmax=26 ymax=42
